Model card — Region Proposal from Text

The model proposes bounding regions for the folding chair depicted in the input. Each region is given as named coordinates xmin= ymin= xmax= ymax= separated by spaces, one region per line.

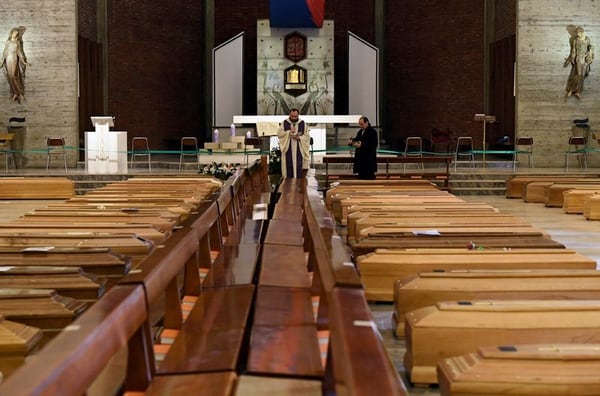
xmin=454 ymin=136 xmax=475 ymax=171
xmin=130 ymin=137 xmax=151 ymax=172
xmin=46 ymin=137 xmax=68 ymax=173
xmin=179 ymin=137 xmax=199 ymax=172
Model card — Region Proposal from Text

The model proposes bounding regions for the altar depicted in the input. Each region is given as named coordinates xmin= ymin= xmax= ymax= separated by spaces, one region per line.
xmin=233 ymin=115 xmax=361 ymax=152
xmin=85 ymin=116 xmax=128 ymax=174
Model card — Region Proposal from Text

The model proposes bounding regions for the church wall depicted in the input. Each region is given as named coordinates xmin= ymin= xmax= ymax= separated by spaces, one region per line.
xmin=518 ymin=0 xmax=600 ymax=167
xmin=384 ymin=1 xmax=485 ymax=150
xmin=107 ymin=0 xmax=204 ymax=149
xmin=0 ymin=0 xmax=78 ymax=167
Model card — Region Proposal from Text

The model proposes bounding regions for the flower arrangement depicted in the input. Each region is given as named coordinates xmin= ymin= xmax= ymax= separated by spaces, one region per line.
xmin=268 ymin=147 xmax=282 ymax=174
xmin=199 ymin=162 xmax=241 ymax=180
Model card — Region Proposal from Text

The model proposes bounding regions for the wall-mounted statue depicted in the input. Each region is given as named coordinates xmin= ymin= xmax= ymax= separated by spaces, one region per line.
xmin=1 ymin=26 xmax=28 ymax=103
xmin=564 ymin=26 xmax=594 ymax=100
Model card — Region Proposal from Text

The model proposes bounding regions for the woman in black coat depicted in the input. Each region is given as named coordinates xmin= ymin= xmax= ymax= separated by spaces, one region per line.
xmin=348 ymin=116 xmax=378 ymax=179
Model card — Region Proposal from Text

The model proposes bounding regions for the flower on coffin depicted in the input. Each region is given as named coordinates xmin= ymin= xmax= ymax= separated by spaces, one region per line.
xmin=199 ymin=161 xmax=241 ymax=181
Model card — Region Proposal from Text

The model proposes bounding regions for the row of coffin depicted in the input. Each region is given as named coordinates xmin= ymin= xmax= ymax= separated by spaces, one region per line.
xmin=327 ymin=179 xmax=600 ymax=395
xmin=0 ymin=160 xmax=407 ymax=395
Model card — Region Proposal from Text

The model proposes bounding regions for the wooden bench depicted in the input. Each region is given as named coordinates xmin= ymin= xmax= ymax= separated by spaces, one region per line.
xmin=394 ymin=267 xmax=600 ymax=336
xmin=0 ymin=177 xmax=74 ymax=199
xmin=438 ymin=344 xmax=600 ymax=395
xmin=323 ymin=155 xmax=452 ymax=189
xmin=405 ymin=300 xmax=600 ymax=385
xmin=328 ymin=287 xmax=408 ymax=395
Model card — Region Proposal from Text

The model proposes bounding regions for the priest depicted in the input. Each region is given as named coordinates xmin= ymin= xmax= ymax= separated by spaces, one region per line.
xmin=278 ymin=108 xmax=311 ymax=178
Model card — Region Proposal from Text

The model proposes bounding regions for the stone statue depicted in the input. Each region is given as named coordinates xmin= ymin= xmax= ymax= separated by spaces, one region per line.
xmin=564 ymin=26 xmax=594 ymax=99
xmin=1 ymin=26 xmax=28 ymax=103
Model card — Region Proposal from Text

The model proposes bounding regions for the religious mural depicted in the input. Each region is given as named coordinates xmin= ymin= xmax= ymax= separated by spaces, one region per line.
xmin=257 ymin=19 xmax=334 ymax=116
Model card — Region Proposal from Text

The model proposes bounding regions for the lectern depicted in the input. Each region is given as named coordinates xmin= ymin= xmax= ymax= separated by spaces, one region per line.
xmin=85 ymin=116 xmax=127 ymax=174
xmin=474 ymin=113 xmax=496 ymax=165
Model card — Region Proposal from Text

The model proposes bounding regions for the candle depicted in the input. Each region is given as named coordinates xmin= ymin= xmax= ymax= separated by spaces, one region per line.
xmin=213 ymin=129 xmax=219 ymax=143
xmin=230 ymin=124 xmax=236 ymax=137
xmin=246 ymin=130 xmax=251 ymax=138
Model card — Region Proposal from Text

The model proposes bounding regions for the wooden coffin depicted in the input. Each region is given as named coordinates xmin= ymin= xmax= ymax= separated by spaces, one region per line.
xmin=0 ymin=225 xmax=169 ymax=245
xmin=350 ymin=235 xmax=565 ymax=257
xmin=334 ymin=195 xmax=464 ymax=224
xmin=394 ymin=268 xmax=600 ymax=336
xmin=0 ymin=233 xmax=154 ymax=262
xmin=505 ymin=175 xmax=596 ymax=199
xmin=544 ymin=183 xmax=600 ymax=207
xmin=0 ymin=247 xmax=131 ymax=279
xmin=342 ymin=202 xmax=498 ymax=226
xmin=0 ymin=289 xmax=88 ymax=343
xmin=0 ymin=266 xmax=106 ymax=300
xmin=350 ymin=214 xmax=527 ymax=244
xmin=325 ymin=180 xmax=437 ymax=208
xmin=563 ymin=189 xmax=600 ymax=214
xmin=438 ymin=344 xmax=600 ymax=396
xmin=356 ymin=248 xmax=594 ymax=301
xmin=20 ymin=213 xmax=175 ymax=233
xmin=0 ymin=315 xmax=42 ymax=378
xmin=584 ymin=194 xmax=600 ymax=220
xmin=404 ymin=300 xmax=600 ymax=385
xmin=0 ymin=177 xmax=74 ymax=199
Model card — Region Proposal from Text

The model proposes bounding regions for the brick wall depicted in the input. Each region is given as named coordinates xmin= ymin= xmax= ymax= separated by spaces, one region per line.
xmin=495 ymin=0 xmax=516 ymax=40
xmin=78 ymin=0 xmax=97 ymax=42
xmin=385 ymin=1 xmax=485 ymax=150
xmin=107 ymin=0 xmax=204 ymax=149
xmin=0 ymin=0 xmax=78 ymax=167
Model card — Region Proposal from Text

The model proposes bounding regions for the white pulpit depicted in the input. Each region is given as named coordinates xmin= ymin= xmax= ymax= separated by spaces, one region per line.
xmin=85 ymin=116 xmax=128 ymax=174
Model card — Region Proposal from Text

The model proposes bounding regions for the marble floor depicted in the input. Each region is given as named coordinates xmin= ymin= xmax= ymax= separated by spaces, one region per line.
xmin=1 ymin=177 xmax=600 ymax=394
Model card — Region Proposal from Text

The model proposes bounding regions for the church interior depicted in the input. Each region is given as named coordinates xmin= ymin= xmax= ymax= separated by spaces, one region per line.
xmin=1 ymin=1 xmax=600 ymax=395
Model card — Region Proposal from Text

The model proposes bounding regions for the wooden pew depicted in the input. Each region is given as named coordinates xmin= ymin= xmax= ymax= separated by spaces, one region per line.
xmin=394 ymin=267 xmax=600 ymax=336
xmin=327 ymin=287 xmax=408 ymax=395
xmin=0 ymin=284 xmax=155 ymax=395
xmin=405 ymin=300 xmax=600 ymax=385
xmin=437 ymin=344 xmax=600 ymax=395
